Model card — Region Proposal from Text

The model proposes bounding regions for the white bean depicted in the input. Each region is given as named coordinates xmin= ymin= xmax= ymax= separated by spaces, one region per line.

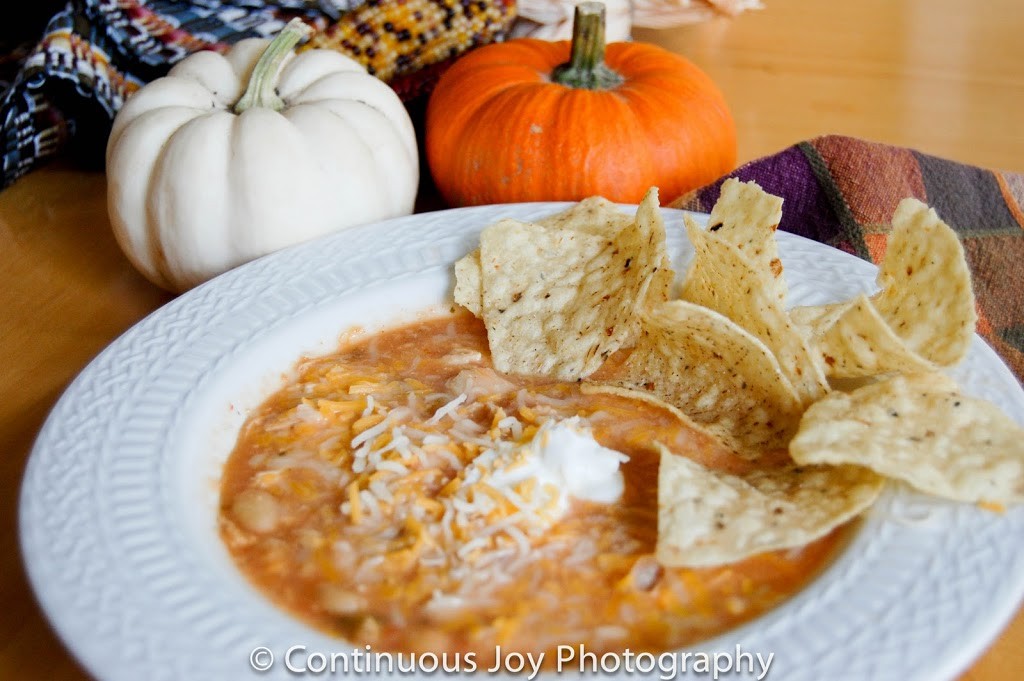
xmin=232 ymin=489 xmax=281 ymax=533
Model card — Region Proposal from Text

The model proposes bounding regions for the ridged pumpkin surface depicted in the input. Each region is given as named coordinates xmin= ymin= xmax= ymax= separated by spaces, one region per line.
xmin=425 ymin=38 xmax=737 ymax=206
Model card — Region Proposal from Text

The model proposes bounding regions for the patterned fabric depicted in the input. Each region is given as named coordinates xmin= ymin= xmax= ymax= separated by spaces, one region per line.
xmin=0 ymin=0 xmax=514 ymax=190
xmin=672 ymin=134 xmax=1024 ymax=381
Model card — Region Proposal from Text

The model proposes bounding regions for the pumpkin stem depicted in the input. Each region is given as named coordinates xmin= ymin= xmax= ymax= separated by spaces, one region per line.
xmin=551 ymin=2 xmax=624 ymax=90
xmin=234 ymin=18 xmax=312 ymax=114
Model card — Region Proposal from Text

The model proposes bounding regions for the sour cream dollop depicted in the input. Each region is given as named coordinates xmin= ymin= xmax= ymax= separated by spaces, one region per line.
xmin=454 ymin=417 xmax=629 ymax=529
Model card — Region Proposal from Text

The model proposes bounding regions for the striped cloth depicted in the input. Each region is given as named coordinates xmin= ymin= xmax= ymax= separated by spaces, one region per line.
xmin=672 ymin=135 xmax=1024 ymax=381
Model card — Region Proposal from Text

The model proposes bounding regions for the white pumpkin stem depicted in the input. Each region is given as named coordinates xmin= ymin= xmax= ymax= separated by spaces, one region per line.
xmin=234 ymin=18 xmax=312 ymax=114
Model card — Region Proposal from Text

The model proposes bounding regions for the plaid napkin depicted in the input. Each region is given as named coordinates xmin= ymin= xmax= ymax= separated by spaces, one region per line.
xmin=672 ymin=135 xmax=1024 ymax=381
xmin=0 ymin=0 xmax=514 ymax=191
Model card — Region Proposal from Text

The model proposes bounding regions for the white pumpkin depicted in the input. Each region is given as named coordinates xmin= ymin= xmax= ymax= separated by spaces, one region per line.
xmin=106 ymin=19 xmax=419 ymax=292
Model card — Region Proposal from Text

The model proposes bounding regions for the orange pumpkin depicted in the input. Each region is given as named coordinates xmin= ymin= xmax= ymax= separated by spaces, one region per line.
xmin=425 ymin=2 xmax=737 ymax=207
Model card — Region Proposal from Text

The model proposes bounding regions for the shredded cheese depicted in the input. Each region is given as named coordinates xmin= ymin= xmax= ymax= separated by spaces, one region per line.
xmin=337 ymin=385 xmax=631 ymax=603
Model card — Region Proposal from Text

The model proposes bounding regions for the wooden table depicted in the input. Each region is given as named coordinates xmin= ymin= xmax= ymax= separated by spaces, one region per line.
xmin=2 ymin=0 xmax=1022 ymax=678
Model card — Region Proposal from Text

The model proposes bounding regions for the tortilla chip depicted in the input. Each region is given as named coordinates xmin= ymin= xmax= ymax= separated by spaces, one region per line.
xmin=633 ymin=192 xmax=675 ymax=305
xmin=453 ymin=249 xmax=483 ymax=316
xmin=790 ymin=372 xmax=1024 ymax=504
xmin=581 ymin=382 xmax=708 ymax=433
xmin=791 ymin=199 xmax=976 ymax=378
xmin=580 ymin=382 xmax=758 ymax=472
xmin=705 ymin=178 xmax=786 ymax=304
xmin=871 ymin=198 xmax=976 ymax=366
xmin=656 ymin=446 xmax=885 ymax=567
xmin=539 ymin=194 xmax=675 ymax=303
xmin=479 ymin=189 xmax=671 ymax=380
xmin=455 ymin=194 xmax=672 ymax=319
xmin=793 ymin=294 xmax=936 ymax=378
xmin=681 ymin=215 xmax=829 ymax=404
xmin=602 ymin=300 xmax=804 ymax=456
xmin=536 ymin=196 xmax=633 ymax=236
xmin=787 ymin=300 xmax=843 ymax=330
